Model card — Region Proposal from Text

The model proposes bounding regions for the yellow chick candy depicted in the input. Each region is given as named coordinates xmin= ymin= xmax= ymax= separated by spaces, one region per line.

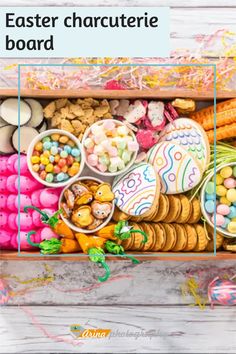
xmin=94 ymin=183 xmax=114 ymax=202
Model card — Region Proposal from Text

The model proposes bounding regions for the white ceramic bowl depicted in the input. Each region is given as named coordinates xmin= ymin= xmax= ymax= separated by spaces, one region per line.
xmin=200 ymin=162 xmax=236 ymax=238
xmin=82 ymin=119 xmax=138 ymax=177
xmin=59 ymin=176 xmax=115 ymax=234
xmin=27 ymin=129 xmax=85 ymax=188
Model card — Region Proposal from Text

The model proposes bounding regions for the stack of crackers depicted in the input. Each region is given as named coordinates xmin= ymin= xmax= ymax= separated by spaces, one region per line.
xmin=113 ymin=194 xmax=224 ymax=252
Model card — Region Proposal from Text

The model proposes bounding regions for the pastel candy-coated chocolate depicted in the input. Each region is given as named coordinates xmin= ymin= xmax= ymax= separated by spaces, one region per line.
xmin=224 ymin=178 xmax=236 ymax=189
xmin=0 ymin=194 xmax=7 ymax=210
xmin=220 ymin=196 xmax=231 ymax=206
xmin=39 ymin=188 xmax=60 ymax=208
xmin=222 ymin=217 xmax=230 ymax=229
xmin=212 ymin=213 xmax=225 ymax=226
xmin=215 ymin=174 xmax=224 ymax=185
xmin=228 ymin=206 xmax=236 ymax=219
xmin=227 ymin=189 xmax=236 ymax=203
xmin=205 ymin=181 xmax=215 ymax=194
xmin=220 ymin=166 xmax=233 ymax=179
xmin=227 ymin=221 xmax=236 ymax=234
xmin=216 ymin=204 xmax=230 ymax=216
xmin=205 ymin=200 xmax=215 ymax=213
xmin=0 ymin=176 xmax=7 ymax=193
xmin=216 ymin=185 xmax=227 ymax=197
xmin=205 ymin=193 xmax=215 ymax=200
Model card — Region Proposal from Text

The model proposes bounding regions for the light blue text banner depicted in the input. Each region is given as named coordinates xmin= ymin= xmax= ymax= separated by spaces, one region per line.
xmin=0 ymin=7 xmax=170 ymax=57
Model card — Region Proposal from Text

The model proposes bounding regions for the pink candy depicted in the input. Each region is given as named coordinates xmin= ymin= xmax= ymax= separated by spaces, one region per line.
xmin=103 ymin=120 xmax=116 ymax=131
xmin=97 ymin=163 xmax=107 ymax=173
xmin=127 ymin=141 xmax=139 ymax=152
xmin=217 ymin=204 xmax=230 ymax=216
xmin=211 ymin=213 xmax=225 ymax=226
xmin=224 ymin=178 xmax=236 ymax=189
xmin=108 ymin=147 xmax=118 ymax=157
xmin=87 ymin=154 xmax=98 ymax=167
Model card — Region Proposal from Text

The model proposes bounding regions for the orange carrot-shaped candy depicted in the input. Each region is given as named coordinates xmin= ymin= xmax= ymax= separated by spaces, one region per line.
xmin=190 ymin=98 xmax=236 ymax=130
xmin=206 ymin=123 xmax=236 ymax=143
xmin=26 ymin=231 xmax=80 ymax=254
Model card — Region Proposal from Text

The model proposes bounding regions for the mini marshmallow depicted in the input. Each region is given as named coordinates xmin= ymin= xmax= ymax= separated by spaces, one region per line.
xmin=122 ymin=150 xmax=132 ymax=163
xmin=117 ymin=125 xmax=128 ymax=136
xmin=108 ymin=164 xmax=118 ymax=173
xmin=97 ymin=163 xmax=108 ymax=173
xmin=117 ymin=160 xmax=125 ymax=170
xmin=116 ymin=138 xmax=127 ymax=150
xmin=94 ymin=134 xmax=107 ymax=145
xmin=108 ymin=147 xmax=118 ymax=157
xmin=99 ymin=155 xmax=110 ymax=166
xmin=87 ymin=154 xmax=99 ymax=167
xmin=103 ymin=120 xmax=116 ymax=131
xmin=84 ymin=137 xmax=94 ymax=149
xmin=91 ymin=124 xmax=104 ymax=136
xmin=93 ymin=145 xmax=105 ymax=156
xmin=110 ymin=157 xmax=122 ymax=167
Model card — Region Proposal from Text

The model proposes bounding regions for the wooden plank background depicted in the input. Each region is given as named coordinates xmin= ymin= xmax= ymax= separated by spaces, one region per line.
xmin=1 ymin=1 xmax=236 ymax=353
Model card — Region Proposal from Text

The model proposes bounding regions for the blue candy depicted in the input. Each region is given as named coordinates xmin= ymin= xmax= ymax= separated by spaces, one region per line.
xmin=49 ymin=155 xmax=55 ymax=163
xmin=205 ymin=200 xmax=215 ymax=214
xmin=64 ymin=145 xmax=72 ymax=154
xmin=205 ymin=193 xmax=215 ymax=201
xmin=71 ymin=148 xmax=81 ymax=157
xmin=222 ymin=217 xmax=230 ymax=229
xmin=43 ymin=141 xmax=52 ymax=150
xmin=228 ymin=206 xmax=236 ymax=219
xmin=56 ymin=172 xmax=65 ymax=182
xmin=52 ymin=141 xmax=59 ymax=147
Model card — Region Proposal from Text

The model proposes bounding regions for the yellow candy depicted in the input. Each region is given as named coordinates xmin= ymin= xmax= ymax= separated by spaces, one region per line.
xmin=51 ymin=134 xmax=60 ymax=141
xmin=32 ymin=164 xmax=40 ymax=172
xmin=34 ymin=142 xmax=43 ymax=151
xmin=227 ymin=221 xmax=236 ymax=234
xmin=216 ymin=185 xmax=227 ymax=197
xmin=31 ymin=156 xmax=40 ymax=164
xmin=43 ymin=150 xmax=50 ymax=157
xmin=214 ymin=174 xmax=224 ymax=185
xmin=220 ymin=166 xmax=233 ymax=179
xmin=232 ymin=217 xmax=236 ymax=222
xmin=220 ymin=197 xmax=231 ymax=207
xmin=72 ymin=162 xmax=80 ymax=167
xmin=68 ymin=165 xmax=79 ymax=177
xmin=45 ymin=163 xmax=54 ymax=173
xmin=40 ymin=157 xmax=49 ymax=165
xmin=226 ymin=188 xmax=236 ymax=203
xmin=54 ymin=154 xmax=60 ymax=163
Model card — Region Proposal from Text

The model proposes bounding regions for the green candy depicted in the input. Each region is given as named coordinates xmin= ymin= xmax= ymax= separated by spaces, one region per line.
xmin=233 ymin=166 xmax=236 ymax=178
xmin=42 ymin=136 xmax=51 ymax=143
xmin=99 ymin=155 xmax=109 ymax=165
xmin=206 ymin=181 xmax=215 ymax=194
xmin=46 ymin=173 xmax=54 ymax=183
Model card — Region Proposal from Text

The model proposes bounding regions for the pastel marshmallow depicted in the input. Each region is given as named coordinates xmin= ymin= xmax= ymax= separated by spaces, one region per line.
xmin=127 ymin=141 xmax=139 ymax=152
xmin=87 ymin=154 xmax=99 ymax=167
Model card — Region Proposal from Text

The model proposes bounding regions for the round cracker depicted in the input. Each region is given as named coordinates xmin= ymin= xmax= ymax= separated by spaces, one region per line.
xmin=162 ymin=195 xmax=181 ymax=223
xmin=161 ymin=223 xmax=177 ymax=251
xmin=139 ymin=222 xmax=155 ymax=251
xmin=152 ymin=194 xmax=169 ymax=222
xmin=188 ymin=198 xmax=201 ymax=224
xmin=151 ymin=223 xmax=166 ymax=251
xmin=130 ymin=222 xmax=145 ymax=251
xmin=193 ymin=224 xmax=209 ymax=252
xmin=171 ymin=223 xmax=187 ymax=251
xmin=175 ymin=194 xmax=192 ymax=224
xmin=183 ymin=224 xmax=198 ymax=251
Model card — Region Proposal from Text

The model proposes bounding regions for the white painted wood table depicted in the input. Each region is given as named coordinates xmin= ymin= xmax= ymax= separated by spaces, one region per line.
xmin=1 ymin=1 xmax=236 ymax=353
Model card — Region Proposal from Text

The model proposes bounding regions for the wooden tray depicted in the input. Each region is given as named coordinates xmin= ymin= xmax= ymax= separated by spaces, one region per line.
xmin=0 ymin=87 xmax=235 ymax=261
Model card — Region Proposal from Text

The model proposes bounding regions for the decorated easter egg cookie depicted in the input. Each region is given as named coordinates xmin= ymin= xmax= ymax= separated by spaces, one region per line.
xmin=158 ymin=118 xmax=210 ymax=171
xmin=146 ymin=142 xmax=202 ymax=194
xmin=112 ymin=162 xmax=159 ymax=216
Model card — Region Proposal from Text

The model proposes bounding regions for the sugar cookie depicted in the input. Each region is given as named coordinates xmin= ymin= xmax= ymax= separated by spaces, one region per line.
xmin=146 ymin=142 xmax=202 ymax=194
xmin=140 ymin=222 xmax=155 ymax=251
xmin=193 ymin=224 xmax=209 ymax=251
xmin=161 ymin=223 xmax=177 ymax=251
xmin=175 ymin=194 xmax=192 ymax=223
xmin=171 ymin=224 xmax=187 ymax=251
xmin=152 ymin=194 xmax=169 ymax=222
xmin=183 ymin=224 xmax=198 ymax=251
xmin=205 ymin=225 xmax=224 ymax=251
xmin=159 ymin=118 xmax=210 ymax=171
xmin=150 ymin=223 xmax=166 ymax=251
xmin=188 ymin=197 xmax=201 ymax=224
xmin=112 ymin=207 xmax=130 ymax=222
xmin=113 ymin=162 xmax=160 ymax=216
xmin=162 ymin=195 xmax=181 ymax=223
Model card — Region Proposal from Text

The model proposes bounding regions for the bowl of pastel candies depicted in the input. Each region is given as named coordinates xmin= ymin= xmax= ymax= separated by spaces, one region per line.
xmin=27 ymin=129 xmax=84 ymax=187
xmin=82 ymin=119 xmax=139 ymax=176
xmin=201 ymin=163 xmax=236 ymax=237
